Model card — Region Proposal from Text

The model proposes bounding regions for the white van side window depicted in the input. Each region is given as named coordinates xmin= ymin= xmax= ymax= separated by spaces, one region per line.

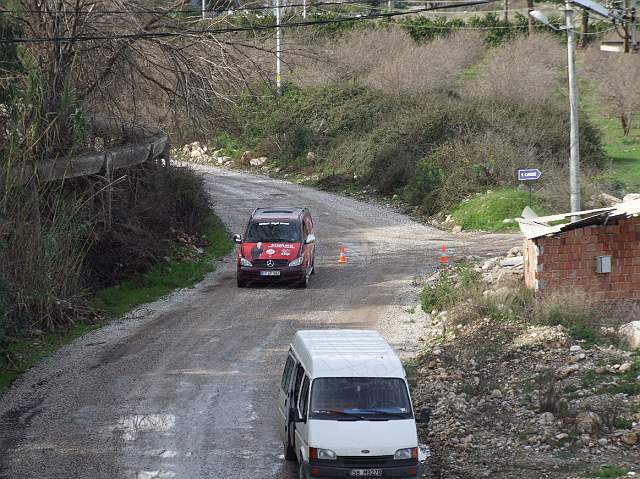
xmin=292 ymin=365 xmax=305 ymax=403
xmin=298 ymin=376 xmax=310 ymax=419
xmin=281 ymin=354 xmax=295 ymax=391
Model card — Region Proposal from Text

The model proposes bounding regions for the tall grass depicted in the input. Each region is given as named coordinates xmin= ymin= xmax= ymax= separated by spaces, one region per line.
xmin=0 ymin=65 xmax=95 ymax=333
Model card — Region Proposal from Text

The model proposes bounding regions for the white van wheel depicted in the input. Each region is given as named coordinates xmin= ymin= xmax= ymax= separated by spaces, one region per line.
xmin=298 ymin=462 xmax=306 ymax=479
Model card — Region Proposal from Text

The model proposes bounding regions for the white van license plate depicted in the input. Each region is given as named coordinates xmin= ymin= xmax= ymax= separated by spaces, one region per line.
xmin=260 ymin=270 xmax=280 ymax=276
xmin=350 ymin=469 xmax=383 ymax=477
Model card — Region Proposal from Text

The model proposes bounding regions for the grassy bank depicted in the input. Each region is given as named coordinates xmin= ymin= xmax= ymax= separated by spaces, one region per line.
xmin=583 ymin=97 xmax=640 ymax=193
xmin=451 ymin=188 xmax=545 ymax=232
xmin=0 ymin=212 xmax=232 ymax=394
xmin=93 ymin=213 xmax=232 ymax=318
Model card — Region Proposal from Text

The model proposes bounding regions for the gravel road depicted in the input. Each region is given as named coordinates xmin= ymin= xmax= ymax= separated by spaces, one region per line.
xmin=0 ymin=166 xmax=519 ymax=478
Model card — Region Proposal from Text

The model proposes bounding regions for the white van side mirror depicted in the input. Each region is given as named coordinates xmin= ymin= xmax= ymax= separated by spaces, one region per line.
xmin=417 ymin=407 xmax=431 ymax=424
xmin=233 ymin=234 xmax=242 ymax=244
xmin=290 ymin=406 xmax=306 ymax=423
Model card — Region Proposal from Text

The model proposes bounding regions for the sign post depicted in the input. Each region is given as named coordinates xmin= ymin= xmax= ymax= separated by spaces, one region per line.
xmin=517 ymin=168 xmax=542 ymax=208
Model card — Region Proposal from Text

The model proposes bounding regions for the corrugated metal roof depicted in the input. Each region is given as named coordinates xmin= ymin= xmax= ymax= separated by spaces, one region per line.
xmin=518 ymin=199 xmax=640 ymax=240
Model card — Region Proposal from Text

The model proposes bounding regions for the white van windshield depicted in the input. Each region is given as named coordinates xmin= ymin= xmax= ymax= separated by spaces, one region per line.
xmin=309 ymin=377 xmax=413 ymax=420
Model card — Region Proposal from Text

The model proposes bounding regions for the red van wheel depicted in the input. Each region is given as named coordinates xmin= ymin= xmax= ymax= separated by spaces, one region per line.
xmin=294 ymin=272 xmax=309 ymax=289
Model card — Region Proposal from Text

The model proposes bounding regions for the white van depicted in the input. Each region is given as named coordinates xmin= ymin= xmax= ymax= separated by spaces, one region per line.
xmin=278 ymin=330 xmax=430 ymax=479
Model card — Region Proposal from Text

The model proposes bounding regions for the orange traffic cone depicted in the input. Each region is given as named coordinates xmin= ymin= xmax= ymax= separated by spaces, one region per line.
xmin=439 ymin=244 xmax=448 ymax=265
xmin=338 ymin=243 xmax=347 ymax=264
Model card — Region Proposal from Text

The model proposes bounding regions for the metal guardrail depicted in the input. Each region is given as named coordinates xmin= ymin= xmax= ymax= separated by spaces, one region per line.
xmin=2 ymin=116 xmax=170 ymax=186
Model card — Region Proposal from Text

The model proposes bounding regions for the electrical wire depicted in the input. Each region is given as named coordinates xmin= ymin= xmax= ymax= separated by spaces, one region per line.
xmin=0 ymin=0 xmax=484 ymax=16
xmin=0 ymin=0 xmax=493 ymax=44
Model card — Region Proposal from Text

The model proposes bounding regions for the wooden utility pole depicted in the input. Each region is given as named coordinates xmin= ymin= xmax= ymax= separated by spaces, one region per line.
xmin=632 ymin=0 xmax=638 ymax=51
xmin=527 ymin=0 xmax=534 ymax=35
xmin=579 ymin=10 xmax=589 ymax=49
xmin=503 ymin=0 xmax=508 ymax=21
xmin=625 ymin=0 xmax=631 ymax=52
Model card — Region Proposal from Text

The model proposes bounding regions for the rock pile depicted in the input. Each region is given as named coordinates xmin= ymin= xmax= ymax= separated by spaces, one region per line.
xmin=178 ymin=142 xmax=258 ymax=167
xmin=413 ymin=249 xmax=640 ymax=478
xmin=169 ymin=227 xmax=210 ymax=261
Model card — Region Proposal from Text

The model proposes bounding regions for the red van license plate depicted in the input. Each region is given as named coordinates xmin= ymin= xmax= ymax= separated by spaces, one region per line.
xmin=260 ymin=270 xmax=281 ymax=276
xmin=350 ymin=469 xmax=383 ymax=477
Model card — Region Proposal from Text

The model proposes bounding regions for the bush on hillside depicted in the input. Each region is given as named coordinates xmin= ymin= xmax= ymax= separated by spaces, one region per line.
xmin=582 ymin=46 xmax=640 ymax=136
xmin=86 ymin=164 xmax=212 ymax=288
xmin=533 ymin=290 xmax=600 ymax=342
xmin=467 ymin=33 xmax=565 ymax=104
xmin=289 ymin=29 xmax=485 ymax=95
xmin=399 ymin=12 xmax=608 ymax=45
xmin=1 ymin=184 xmax=95 ymax=331
xmin=407 ymin=98 xmax=605 ymax=212
xmin=0 ymin=163 xmax=213 ymax=336
xmin=239 ymin=82 xmax=605 ymax=206
xmin=0 ymin=278 xmax=13 ymax=345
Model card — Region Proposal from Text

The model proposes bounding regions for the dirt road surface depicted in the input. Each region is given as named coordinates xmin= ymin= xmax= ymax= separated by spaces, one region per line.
xmin=0 ymin=166 xmax=519 ymax=478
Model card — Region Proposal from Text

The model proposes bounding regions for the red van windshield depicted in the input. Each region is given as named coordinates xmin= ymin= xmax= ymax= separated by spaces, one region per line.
xmin=245 ymin=221 xmax=301 ymax=243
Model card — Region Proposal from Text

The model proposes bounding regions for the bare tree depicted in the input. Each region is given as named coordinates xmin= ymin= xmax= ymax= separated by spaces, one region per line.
xmin=584 ymin=47 xmax=640 ymax=136
xmin=467 ymin=33 xmax=565 ymax=104
xmin=6 ymin=0 xmax=272 ymax=159
xmin=288 ymin=28 xmax=486 ymax=96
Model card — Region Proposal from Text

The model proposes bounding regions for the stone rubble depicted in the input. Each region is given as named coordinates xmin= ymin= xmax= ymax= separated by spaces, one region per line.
xmin=412 ymin=249 xmax=639 ymax=478
xmin=176 ymin=142 xmax=267 ymax=169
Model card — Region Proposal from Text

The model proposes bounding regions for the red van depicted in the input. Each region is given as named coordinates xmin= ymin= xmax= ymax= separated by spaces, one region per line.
xmin=234 ymin=207 xmax=316 ymax=288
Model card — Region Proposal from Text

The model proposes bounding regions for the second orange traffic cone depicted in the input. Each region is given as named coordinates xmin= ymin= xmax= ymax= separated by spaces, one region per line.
xmin=439 ymin=244 xmax=448 ymax=265
xmin=338 ymin=243 xmax=347 ymax=264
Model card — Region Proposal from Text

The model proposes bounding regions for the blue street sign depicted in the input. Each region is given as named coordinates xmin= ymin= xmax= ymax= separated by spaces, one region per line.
xmin=518 ymin=168 xmax=542 ymax=181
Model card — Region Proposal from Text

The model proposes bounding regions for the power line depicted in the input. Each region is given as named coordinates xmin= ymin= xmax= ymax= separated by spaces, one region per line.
xmin=0 ymin=0 xmax=481 ymax=16
xmin=0 ymin=0 xmax=492 ymax=44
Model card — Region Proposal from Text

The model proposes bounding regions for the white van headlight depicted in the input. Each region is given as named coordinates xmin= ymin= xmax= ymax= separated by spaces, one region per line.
xmin=394 ymin=447 xmax=418 ymax=460
xmin=288 ymin=256 xmax=304 ymax=267
xmin=310 ymin=447 xmax=336 ymax=460
xmin=240 ymin=257 xmax=252 ymax=267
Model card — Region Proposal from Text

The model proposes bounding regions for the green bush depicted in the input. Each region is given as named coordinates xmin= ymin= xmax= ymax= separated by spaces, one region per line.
xmin=0 ymin=277 xmax=12 ymax=345
xmin=421 ymin=265 xmax=480 ymax=312
xmin=421 ymin=271 xmax=457 ymax=312
xmin=534 ymin=291 xmax=600 ymax=342
xmin=236 ymin=82 xmax=605 ymax=216
xmin=0 ymin=14 xmax=22 ymax=103
xmin=213 ymin=132 xmax=242 ymax=158
xmin=399 ymin=13 xmax=609 ymax=46
xmin=584 ymin=465 xmax=629 ymax=478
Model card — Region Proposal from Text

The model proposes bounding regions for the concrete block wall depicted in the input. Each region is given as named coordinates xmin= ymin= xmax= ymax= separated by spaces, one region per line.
xmin=523 ymin=216 xmax=640 ymax=301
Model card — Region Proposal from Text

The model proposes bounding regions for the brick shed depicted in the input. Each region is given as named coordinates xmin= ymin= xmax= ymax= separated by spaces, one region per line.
xmin=519 ymin=200 xmax=640 ymax=302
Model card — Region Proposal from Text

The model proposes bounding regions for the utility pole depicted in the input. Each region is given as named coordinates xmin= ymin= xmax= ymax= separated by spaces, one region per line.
xmin=503 ymin=0 xmax=508 ymax=22
xmin=202 ymin=0 xmax=206 ymax=19
xmin=631 ymin=0 xmax=638 ymax=51
xmin=565 ymin=0 xmax=581 ymax=218
xmin=624 ymin=0 xmax=631 ymax=52
xmin=388 ymin=0 xmax=393 ymax=12
xmin=303 ymin=0 xmax=307 ymax=18
xmin=579 ymin=10 xmax=589 ymax=49
xmin=275 ymin=0 xmax=282 ymax=95
xmin=527 ymin=0 xmax=534 ymax=35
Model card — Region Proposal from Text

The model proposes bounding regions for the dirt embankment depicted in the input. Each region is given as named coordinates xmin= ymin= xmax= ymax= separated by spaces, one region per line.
xmin=411 ymin=253 xmax=640 ymax=479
